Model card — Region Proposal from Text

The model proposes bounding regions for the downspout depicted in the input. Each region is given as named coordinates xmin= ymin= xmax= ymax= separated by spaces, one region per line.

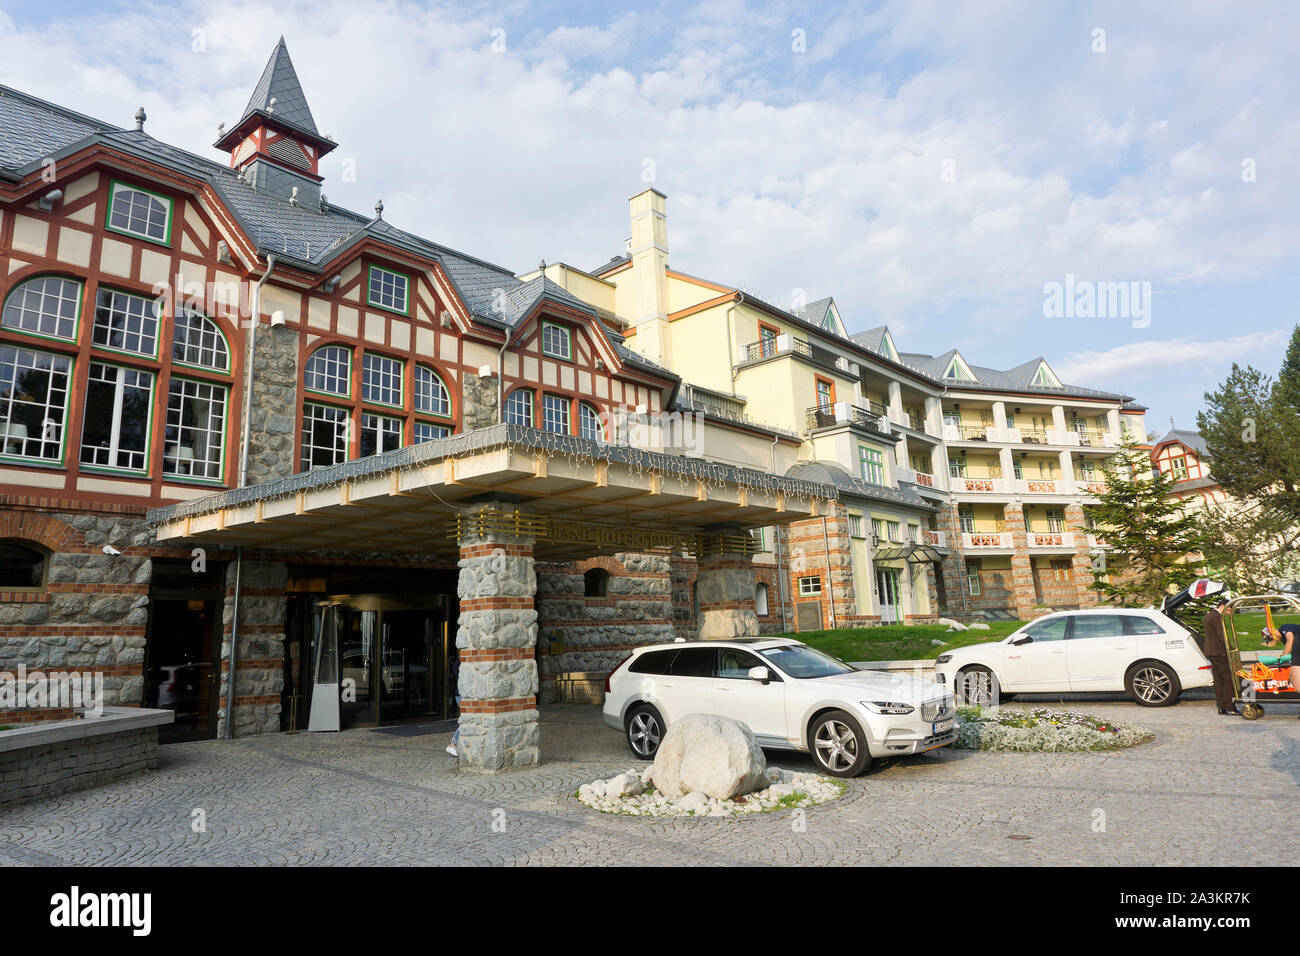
xmin=951 ymin=498 xmax=969 ymax=617
xmin=226 ymin=253 xmax=277 ymax=740
xmin=821 ymin=516 xmax=838 ymax=630
xmin=775 ymin=525 xmax=788 ymax=632
xmin=726 ymin=294 xmax=743 ymax=393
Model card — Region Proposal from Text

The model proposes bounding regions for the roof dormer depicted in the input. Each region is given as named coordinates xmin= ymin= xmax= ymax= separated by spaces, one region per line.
xmin=942 ymin=351 xmax=977 ymax=383
xmin=214 ymin=37 xmax=336 ymax=205
xmin=1030 ymin=361 xmax=1062 ymax=388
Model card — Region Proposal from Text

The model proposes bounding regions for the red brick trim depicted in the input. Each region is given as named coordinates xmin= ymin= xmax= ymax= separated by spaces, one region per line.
xmin=459 ymin=544 xmax=534 ymax=559
xmin=460 ymin=597 xmax=534 ymax=611
xmin=461 ymin=648 xmax=533 ymax=662
xmin=460 ymin=697 xmax=535 ymax=714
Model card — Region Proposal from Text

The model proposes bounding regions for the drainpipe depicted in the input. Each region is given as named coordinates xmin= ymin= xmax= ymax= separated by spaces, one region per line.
xmin=226 ymin=253 xmax=276 ymax=740
xmin=496 ymin=335 xmax=511 ymax=424
xmin=951 ymin=498 xmax=969 ymax=617
xmin=775 ymin=525 xmax=788 ymax=632
xmin=821 ymin=516 xmax=838 ymax=630
xmin=726 ymin=295 xmax=743 ymax=392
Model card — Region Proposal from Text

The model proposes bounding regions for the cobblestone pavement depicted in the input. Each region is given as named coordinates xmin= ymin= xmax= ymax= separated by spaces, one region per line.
xmin=2 ymin=690 xmax=1296 ymax=866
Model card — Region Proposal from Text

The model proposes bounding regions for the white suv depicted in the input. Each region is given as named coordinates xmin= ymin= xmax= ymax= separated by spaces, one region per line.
xmin=602 ymin=638 xmax=956 ymax=778
xmin=932 ymin=608 xmax=1214 ymax=706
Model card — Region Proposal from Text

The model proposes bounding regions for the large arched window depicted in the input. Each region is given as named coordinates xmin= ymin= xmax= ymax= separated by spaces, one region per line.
xmin=304 ymin=345 xmax=352 ymax=397
xmin=414 ymin=365 xmax=450 ymax=417
xmin=0 ymin=541 xmax=47 ymax=590
xmin=2 ymin=276 xmax=82 ymax=341
xmin=172 ymin=310 xmax=230 ymax=371
xmin=578 ymin=402 xmax=605 ymax=442
xmin=584 ymin=568 xmax=609 ymax=598
xmin=504 ymin=388 xmax=534 ymax=426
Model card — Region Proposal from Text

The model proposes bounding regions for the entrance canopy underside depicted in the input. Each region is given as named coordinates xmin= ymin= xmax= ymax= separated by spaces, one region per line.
xmin=147 ymin=425 xmax=836 ymax=560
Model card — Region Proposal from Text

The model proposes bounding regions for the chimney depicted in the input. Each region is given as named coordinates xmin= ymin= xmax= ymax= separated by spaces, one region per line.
xmin=628 ymin=188 xmax=670 ymax=366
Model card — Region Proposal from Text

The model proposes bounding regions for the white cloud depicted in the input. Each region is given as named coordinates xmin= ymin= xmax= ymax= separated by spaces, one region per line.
xmin=1057 ymin=330 xmax=1288 ymax=383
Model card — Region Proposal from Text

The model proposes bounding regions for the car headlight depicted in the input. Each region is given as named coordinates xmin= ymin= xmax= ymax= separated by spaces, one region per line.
xmin=935 ymin=654 xmax=952 ymax=664
xmin=861 ymin=700 xmax=915 ymax=715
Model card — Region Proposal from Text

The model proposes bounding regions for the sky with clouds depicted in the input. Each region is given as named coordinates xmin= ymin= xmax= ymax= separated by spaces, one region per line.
xmin=1 ymin=0 xmax=1296 ymax=437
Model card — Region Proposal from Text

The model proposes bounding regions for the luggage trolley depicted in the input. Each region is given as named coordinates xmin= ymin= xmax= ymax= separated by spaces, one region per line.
xmin=1223 ymin=594 xmax=1300 ymax=720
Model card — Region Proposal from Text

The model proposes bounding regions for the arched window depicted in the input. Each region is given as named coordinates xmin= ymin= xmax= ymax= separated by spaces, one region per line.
xmin=2 ymin=276 xmax=82 ymax=340
xmin=304 ymin=345 xmax=352 ymax=397
xmin=754 ymin=582 xmax=769 ymax=617
xmin=107 ymin=182 xmax=172 ymax=244
xmin=0 ymin=541 xmax=47 ymax=590
xmin=584 ymin=568 xmax=609 ymax=598
xmin=504 ymin=388 xmax=534 ymax=426
xmin=414 ymin=365 xmax=450 ymax=417
xmin=172 ymin=310 xmax=229 ymax=371
xmin=578 ymin=402 xmax=605 ymax=442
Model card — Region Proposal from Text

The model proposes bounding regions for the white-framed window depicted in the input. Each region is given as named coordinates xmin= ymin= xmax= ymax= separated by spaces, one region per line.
xmin=163 ymin=377 xmax=227 ymax=481
xmin=80 ymin=362 xmax=154 ymax=472
xmin=2 ymin=276 xmax=82 ymax=341
xmin=848 ymin=514 xmax=864 ymax=538
xmin=750 ymin=527 xmax=766 ymax=551
xmin=304 ymin=345 xmax=351 ymax=396
xmin=871 ymin=518 xmax=884 ymax=540
xmin=1012 ymin=459 xmax=1023 ymax=479
xmin=1079 ymin=459 xmax=1097 ymax=481
xmin=541 ymin=322 xmax=571 ymax=360
xmin=359 ymin=412 xmax=401 ymax=458
xmin=885 ymin=520 xmax=900 ymax=542
xmin=965 ymin=561 xmax=981 ymax=596
xmin=755 ymin=582 xmax=769 ymax=616
xmin=414 ymin=365 xmax=450 ymax=418
xmin=578 ymin=402 xmax=604 ymax=442
xmin=362 ymin=353 xmax=403 ymax=407
xmin=949 ymin=456 xmax=968 ymax=478
xmin=504 ymin=388 xmax=534 ymax=426
xmin=0 ymin=345 xmax=71 ymax=461
xmin=542 ymin=393 xmax=570 ymax=435
xmin=301 ymin=402 xmax=349 ymax=470
xmin=858 ymin=445 xmax=884 ymax=485
xmin=172 ymin=310 xmax=229 ymax=371
xmin=107 ymin=181 xmax=171 ymax=244
xmin=943 ymin=408 xmax=961 ymax=428
xmin=798 ymin=575 xmax=822 ymax=596
xmin=367 ymin=266 xmax=409 ymax=314
xmin=414 ymin=421 xmax=451 ymax=443
xmin=93 ymin=288 xmax=159 ymax=357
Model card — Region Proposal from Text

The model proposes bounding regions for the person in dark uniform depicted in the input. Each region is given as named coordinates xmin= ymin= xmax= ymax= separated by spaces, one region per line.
xmin=1203 ymin=597 xmax=1239 ymax=716
xmin=1280 ymin=623 xmax=1300 ymax=716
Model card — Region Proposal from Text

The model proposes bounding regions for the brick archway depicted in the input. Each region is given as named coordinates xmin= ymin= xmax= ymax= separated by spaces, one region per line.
xmin=0 ymin=510 xmax=76 ymax=553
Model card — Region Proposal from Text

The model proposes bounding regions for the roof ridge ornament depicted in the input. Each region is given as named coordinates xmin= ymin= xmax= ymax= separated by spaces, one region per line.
xmin=374 ymin=199 xmax=384 ymax=220
xmin=134 ymin=106 xmax=146 ymax=131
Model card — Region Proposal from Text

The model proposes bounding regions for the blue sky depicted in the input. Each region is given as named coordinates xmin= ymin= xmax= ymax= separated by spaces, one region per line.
xmin=2 ymin=0 xmax=1296 ymax=436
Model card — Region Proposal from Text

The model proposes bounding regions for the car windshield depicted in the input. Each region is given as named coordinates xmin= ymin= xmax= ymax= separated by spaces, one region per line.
xmin=758 ymin=644 xmax=856 ymax=679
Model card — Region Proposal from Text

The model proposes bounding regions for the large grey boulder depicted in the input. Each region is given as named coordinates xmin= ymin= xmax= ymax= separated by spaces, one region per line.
xmin=649 ymin=713 xmax=768 ymax=800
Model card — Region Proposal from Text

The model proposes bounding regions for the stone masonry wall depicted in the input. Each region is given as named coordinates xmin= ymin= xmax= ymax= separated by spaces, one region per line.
xmin=244 ymin=323 xmax=298 ymax=485
xmin=218 ymin=559 xmax=288 ymax=738
xmin=0 ymin=725 xmax=158 ymax=810
xmin=461 ymin=371 xmax=499 ymax=430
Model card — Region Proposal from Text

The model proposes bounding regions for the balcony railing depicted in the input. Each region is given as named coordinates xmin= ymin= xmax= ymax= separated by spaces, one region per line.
xmin=962 ymin=531 xmax=1014 ymax=549
xmin=805 ymin=403 xmax=889 ymax=434
xmin=896 ymin=466 xmax=941 ymax=490
xmin=1078 ymin=479 xmax=1106 ymax=496
xmin=742 ymin=334 xmax=856 ymax=375
xmin=1028 ymin=531 xmax=1075 ymax=549
xmin=1085 ymin=532 xmax=1109 ymax=549
xmin=1018 ymin=428 xmax=1050 ymax=444
xmin=924 ymin=530 xmax=947 ymax=547
xmin=951 ymin=476 xmax=1012 ymax=494
xmin=680 ymin=384 xmax=746 ymax=422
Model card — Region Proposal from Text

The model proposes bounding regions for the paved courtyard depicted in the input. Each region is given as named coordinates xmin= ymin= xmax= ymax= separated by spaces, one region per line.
xmin=2 ymin=691 xmax=1297 ymax=866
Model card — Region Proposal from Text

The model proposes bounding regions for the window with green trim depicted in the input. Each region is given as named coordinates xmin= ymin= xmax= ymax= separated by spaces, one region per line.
xmin=362 ymin=353 xmax=403 ymax=407
xmin=80 ymin=362 xmax=153 ymax=472
xmin=2 ymin=276 xmax=81 ymax=341
xmin=163 ymin=377 xmax=227 ymax=481
xmin=304 ymin=345 xmax=351 ymax=396
xmin=0 ymin=345 xmax=71 ymax=462
xmin=504 ymin=389 xmax=534 ymax=426
xmin=541 ymin=322 xmax=571 ymax=360
xmin=107 ymin=182 xmax=171 ymax=244
xmin=858 ymin=445 xmax=884 ymax=484
xmin=367 ymin=266 xmax=409 ymax=314
xmin=93 ymin=288 xmax=159 ymax=357
xmin=414 ymin=365 xmax=450 ymax=417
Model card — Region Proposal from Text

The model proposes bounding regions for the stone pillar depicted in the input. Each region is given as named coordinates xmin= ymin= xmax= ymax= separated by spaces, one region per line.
xmin=219 ymin=560 xmax=288 ymax=738
xmin=461 ymin=370 xmax=500 ymax=430
xmin=244 ymin=323 xmax=298 ymax=485
xmin=1065 ymin=502 xmax=1100 ymax=607
xmin=1003 ymin=503 xmax=1038 ymax=619
xmin=696 ymin=527 xmax=758 ymax=639
xmin=456 ymin=504 xmax=540 ymax=772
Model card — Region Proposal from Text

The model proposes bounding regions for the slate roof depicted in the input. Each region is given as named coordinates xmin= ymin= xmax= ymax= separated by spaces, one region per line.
xmin=849 ymin=325 xmax=890 ymax=354
xmin=0 ymin=75 xmax=670 ymax=380
xmin=1158 ymin=429 xmax=1210 ymax=458
xmin=784 ymin=460 xmax=935 ymax=511
xmin=792 ymin=296 xmax=834 ymax=325
xmin=241 ymin=37 xmax=319 ymax=135
xmin=893 ymin=347 xmax=1126 ymax=402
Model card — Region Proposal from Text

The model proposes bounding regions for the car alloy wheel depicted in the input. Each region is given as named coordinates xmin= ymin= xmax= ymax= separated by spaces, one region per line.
xmin=957 ymin=667 xmax=997 ymax=707
xmin=1130 ymin=665 xmax=1173 ymax=705
xmin=627 ymin=709 xmax=662 ymax=758
xmin=813 ymin=717 xmax=860 ymax=774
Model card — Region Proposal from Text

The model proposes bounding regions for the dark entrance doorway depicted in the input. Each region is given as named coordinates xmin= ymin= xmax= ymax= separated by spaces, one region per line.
xmin=145 ymin=559 xmax=224 ymax=743
xmin=285 ymin=567 xmax=457 ymax=731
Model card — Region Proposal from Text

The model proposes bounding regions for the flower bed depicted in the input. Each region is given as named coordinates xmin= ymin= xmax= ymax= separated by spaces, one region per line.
xmin=955 ymin=706 xmax=1154 ymax=752
xmin=576 ymin=767 xmax=846 ymax=816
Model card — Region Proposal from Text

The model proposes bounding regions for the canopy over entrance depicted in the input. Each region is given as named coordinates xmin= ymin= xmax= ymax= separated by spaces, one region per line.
xmin=147 ymin=425 xmax=835 ymax=559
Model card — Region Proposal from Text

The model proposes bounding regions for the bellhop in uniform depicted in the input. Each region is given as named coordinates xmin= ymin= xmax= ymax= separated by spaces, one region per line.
xmin=1203 ymin=598 xmax=1240 ymax=716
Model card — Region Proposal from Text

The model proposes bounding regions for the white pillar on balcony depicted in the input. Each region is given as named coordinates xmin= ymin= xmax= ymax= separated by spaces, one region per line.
xmin=999 ymin=446 xmax=1015 ymax=488
xmin=930 ymin=443 xmax=947 ymax=489
xmin=1051 ymin=404 xmax=1068 ymax=437
xmin=924 ymin=395 xmax=942 ymax=436
xmin=887 ymin=381 xmax=904 ymax=423
xmin=992 ymin=400 xmax=1006 ymax=438
xmin=895 ymin=432 xmax=910 ymax=468
xmin=1059 ymin=450 xmax=1076 ymax=488
xmin=1106 ymin=408 xmax=1121 ymax=438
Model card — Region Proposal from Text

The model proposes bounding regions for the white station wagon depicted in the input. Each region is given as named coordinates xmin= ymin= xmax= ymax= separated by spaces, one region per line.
xmin=603 ymin=638 xmax=956 ymax=777
xmin=932 ymin=607 xmax=1214 ymax=706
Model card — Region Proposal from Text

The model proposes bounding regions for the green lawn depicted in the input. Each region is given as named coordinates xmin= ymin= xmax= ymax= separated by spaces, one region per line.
xmin=780 ymin=621 xmax=1024 ymax=663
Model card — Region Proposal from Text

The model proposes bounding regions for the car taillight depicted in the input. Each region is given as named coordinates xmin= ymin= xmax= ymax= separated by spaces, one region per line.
xmin=605 ymin=656 xmax=631 ymax=694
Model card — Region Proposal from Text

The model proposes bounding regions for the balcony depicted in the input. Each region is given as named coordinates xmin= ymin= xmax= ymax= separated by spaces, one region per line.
xmin=961 ymin=531 xmax=1014 ymax=549
xmin=742 ymin=334 xmax=858 ymax=376
xmin=924 ymin=530 xmax=947 ymax=548
xmin=1077 ymin=480 xmax=1107 ymax=496
xmin=1085 ymin=532 xmax=1109 ymax=549
xmin=1014 ymin=478 xmax=1073 ymax=495
xmin=1027 ymin=531 xmax=1076 ymax=549
xmin=950 ymin=476 xmax=1013 ymax=494
xmin=806 ymin=403 xmax=888 ymax=434
xmin=1018 ymin=427 xmax=1050 ymax=444
xmin=680 ymin=384 xmax=746 ymax=422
